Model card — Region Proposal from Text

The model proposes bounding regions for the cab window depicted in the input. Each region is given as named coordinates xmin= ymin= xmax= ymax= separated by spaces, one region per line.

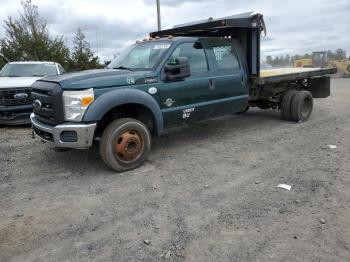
xmin=167 ymin=42 xmax=208 ymax=75
xmin=210 ymin=43 xmax=240 ymax=71
xmin=58 ymin=64 xmax=65 ymax=74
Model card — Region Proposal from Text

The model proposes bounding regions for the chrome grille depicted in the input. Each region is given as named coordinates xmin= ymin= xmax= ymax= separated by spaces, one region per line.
xmin=0 ymin=88 xmax=32 ymax=106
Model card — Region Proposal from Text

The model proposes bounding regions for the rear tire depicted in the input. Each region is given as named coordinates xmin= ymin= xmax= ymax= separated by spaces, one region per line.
xmin=290 ymin=91 xmax=313 ymax=122
xmin=99 ymin=118 xmax=151 ymax=172
xmin=281 ymin=90 xmax=298 ymax=120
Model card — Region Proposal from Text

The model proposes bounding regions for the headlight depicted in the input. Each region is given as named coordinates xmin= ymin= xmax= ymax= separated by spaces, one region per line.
xmin=63 ymin=88 xmax=94 ymax=121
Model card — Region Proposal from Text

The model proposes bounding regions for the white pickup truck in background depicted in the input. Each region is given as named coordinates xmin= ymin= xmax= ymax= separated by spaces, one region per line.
xmin=0 ymin=61 xmax=64 ymax=125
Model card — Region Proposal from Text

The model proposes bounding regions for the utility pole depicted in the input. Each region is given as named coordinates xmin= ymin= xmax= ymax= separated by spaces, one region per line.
xmin=156 ymin=0 xmax=161 ymax=31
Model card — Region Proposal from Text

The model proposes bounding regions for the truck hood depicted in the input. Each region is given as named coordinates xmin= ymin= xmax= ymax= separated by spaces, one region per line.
xmin=0 ymin=76 xmax=43 ymax=89
xmin=40 ymin=69 xmax=154 ymax=90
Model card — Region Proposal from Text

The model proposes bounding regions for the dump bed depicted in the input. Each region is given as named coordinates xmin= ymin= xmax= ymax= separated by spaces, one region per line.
xmin=258 ymin=67 xmax=337 ymax=85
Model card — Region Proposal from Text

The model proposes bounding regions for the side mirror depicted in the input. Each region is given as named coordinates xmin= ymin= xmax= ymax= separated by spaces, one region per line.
xmin=164 ymin=57 xmax=190 ymax=81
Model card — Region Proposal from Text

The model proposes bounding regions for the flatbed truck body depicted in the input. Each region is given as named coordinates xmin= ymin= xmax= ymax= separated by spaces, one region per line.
xmin=258 ymin=67 xmax=336 ymax=84
xmin=30 ymin=12 xmax=336 ymax=171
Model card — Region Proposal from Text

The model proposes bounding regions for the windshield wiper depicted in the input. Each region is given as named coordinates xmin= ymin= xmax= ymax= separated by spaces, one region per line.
xmin=112 ymin=66 xmax=133 ymax=71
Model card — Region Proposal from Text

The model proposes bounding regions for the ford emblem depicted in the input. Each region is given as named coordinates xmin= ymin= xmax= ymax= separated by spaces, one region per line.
xmin=33 ymin=99 xmax=42 ymax=109
xmin=14 ymin=93 xmax=28 ymax=99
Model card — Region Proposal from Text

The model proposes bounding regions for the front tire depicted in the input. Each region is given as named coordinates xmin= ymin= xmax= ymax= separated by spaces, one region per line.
xmin=99 ymin=118 xmax=151 ymax=172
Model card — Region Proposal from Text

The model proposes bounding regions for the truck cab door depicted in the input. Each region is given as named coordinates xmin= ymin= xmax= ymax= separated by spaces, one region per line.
xmin=205 ymin=38 xmax=249 ymax=116
xmin=158 ymin=41 xmax=214 ymax=128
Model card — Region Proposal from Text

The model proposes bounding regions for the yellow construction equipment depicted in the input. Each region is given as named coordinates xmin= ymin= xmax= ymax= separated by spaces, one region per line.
xmin=294 ymin=51 xmax=350 ymax=77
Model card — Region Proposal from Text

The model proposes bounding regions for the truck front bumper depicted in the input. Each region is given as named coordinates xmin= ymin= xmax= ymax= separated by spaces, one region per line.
xmin=30 ymin=113 xmax=96 ymax=149
xmin=0 ymin=104 xmax=32 ymax=125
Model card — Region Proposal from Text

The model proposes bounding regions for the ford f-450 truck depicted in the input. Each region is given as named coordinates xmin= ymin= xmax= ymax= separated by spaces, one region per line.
xmin=0 ymin=61 xmax=64 ymax=125
xmin=30 ymin=13 xmax=336 ymax=172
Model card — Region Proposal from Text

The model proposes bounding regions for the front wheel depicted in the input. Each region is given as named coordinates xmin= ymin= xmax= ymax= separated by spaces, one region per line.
xmin=99 ymin=118 xmax=151 ymax=172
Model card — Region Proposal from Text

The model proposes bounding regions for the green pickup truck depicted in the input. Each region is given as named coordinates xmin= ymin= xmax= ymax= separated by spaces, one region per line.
xmin=30 ymin=13 xmax=336 ymax=172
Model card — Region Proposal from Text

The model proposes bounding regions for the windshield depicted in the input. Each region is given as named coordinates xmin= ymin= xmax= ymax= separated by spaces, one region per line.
xmin=107 ymin=41 xmax=172 ymax=71
xmin=0 ymin=63 xmax=58 ymax=77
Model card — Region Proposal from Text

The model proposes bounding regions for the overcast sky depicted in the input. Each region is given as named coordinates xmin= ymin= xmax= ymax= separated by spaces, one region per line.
xmin=0 ymin=0 xmax=349 ymax=61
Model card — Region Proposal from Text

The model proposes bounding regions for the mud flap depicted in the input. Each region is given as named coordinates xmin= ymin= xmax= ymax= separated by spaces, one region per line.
xmin=306 ymin=76 xmax=330 ymax=98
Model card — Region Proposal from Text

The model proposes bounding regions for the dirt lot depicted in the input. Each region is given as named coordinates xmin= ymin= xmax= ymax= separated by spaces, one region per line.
xmin=1 ymin=79 xmax=349 ymax=262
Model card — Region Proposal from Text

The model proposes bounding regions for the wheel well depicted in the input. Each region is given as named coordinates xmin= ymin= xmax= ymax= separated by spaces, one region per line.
xmin=96 ymin=104 xmax=157 ymax=137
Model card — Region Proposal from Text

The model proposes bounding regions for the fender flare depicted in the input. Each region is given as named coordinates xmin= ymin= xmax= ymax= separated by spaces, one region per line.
xmin=83 ymin=88 xmax=164 ymax=135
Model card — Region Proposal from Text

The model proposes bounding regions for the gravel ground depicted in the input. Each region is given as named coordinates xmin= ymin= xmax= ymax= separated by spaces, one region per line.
xmin=1 ymin=79 xmax=349 ymax=262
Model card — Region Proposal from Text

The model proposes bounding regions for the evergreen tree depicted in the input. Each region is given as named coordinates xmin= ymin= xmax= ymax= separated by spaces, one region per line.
xmin=266 ymin=55 xmax=273 ymax=66
xmin=334 ymin=48 xmax=346 ymax=60
xmin=293 ymin=55 xmax=301 ymax=61
xmin=69 ymin=28 xmax=100 ymax=71
xmin=0 ymin=51 xmax=9 ymax=69
xmin=285 ymin=54 xmax=290 ymax=66
xmin=327 ymin=50 xmax=334 ymax=60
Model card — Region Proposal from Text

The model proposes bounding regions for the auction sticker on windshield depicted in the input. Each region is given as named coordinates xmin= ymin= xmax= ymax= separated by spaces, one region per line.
xmin=153 ymin=44 xmax=171 ymax=50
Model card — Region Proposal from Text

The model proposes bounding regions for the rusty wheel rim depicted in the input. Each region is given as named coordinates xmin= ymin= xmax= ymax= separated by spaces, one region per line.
xmin=114 ymin=130 xmax=144 ymax=162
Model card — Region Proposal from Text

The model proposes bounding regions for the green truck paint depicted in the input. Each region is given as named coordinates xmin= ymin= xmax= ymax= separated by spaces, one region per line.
xmin=30 ymin=12 xmax=336 ymax=172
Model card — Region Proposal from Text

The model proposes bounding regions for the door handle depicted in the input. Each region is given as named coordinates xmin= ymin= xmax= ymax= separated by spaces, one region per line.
xmin=209 ymin=79 xmax=215 ymax=90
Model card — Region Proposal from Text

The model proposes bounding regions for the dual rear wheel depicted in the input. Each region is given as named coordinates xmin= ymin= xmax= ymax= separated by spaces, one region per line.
xmin=281 ymin=90 xmax=313 ymax=122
